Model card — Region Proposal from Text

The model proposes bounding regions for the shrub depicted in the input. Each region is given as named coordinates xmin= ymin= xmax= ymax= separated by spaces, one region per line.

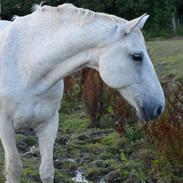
xmin=81 ymin=69 xmax=107 ymax=127
xmin=145 ymin=81 xmax=183 ymax=182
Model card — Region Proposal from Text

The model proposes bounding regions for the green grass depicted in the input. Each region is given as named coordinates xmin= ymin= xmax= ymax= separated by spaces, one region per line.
xmin=0 ymin=142 xmax=5 ymax=182
xmin=0 ymin=112 xmax=164 ymax=182
xmin=147 ymin=39 xmax=183 ymax=81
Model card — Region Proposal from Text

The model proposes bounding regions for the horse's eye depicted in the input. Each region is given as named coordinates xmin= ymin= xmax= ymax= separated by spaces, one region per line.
xmin=132 ymin=53 xmax=143 ymax=62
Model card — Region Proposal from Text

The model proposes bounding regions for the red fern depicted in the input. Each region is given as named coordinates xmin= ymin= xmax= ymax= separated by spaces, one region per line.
xmin=145 ymin=81 xmax=183 ymax=179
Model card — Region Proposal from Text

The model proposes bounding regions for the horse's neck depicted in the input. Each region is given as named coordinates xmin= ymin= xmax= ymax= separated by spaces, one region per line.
xmin=1 ymin=11 xmax=116 ymax=95
xmin=0 ymin=20 xmax=11 ymax=31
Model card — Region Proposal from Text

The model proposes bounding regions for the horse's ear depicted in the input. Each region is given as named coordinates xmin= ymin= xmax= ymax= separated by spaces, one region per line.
xmin=123 ymin=14 xmax=150 ymax=35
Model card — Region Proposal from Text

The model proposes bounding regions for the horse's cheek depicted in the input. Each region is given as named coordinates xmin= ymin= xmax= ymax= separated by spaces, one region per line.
xmin=99 ymin=59 xmax=134 ymax=88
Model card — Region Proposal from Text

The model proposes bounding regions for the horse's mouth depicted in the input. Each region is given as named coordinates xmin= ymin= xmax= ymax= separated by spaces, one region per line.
xmin=137 ymin=107 xmax=151 ymax=122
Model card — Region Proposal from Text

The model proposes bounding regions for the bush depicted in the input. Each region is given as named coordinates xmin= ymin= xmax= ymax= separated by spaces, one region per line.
xmin=145 ymin=81 xmax=183 ymax=182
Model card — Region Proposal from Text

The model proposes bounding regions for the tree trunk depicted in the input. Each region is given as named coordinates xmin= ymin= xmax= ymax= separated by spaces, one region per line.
xmin=172 ymin=16 xmax=176 ymax=35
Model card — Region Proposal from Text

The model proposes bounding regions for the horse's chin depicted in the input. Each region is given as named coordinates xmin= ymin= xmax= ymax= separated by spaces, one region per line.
xmin=136 ymin=110 xmax=150 ymax=123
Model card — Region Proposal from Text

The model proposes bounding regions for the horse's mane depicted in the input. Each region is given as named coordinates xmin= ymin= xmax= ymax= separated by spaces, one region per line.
xmin=31 ymin=3 xmax=127 ymax=25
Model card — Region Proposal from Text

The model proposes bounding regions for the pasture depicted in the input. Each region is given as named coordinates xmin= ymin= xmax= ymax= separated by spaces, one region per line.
xmin=0 ymin=39 xmax=183 ymax=182
xmin=147 ymin=39 xmax=183 ymax=81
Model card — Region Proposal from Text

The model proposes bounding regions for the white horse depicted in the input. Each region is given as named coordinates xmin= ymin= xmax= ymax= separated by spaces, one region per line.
xmin=0 ymin=4 xmax=165 ymax=183
xmin=0 ymin=20 xmax=11 ymax=30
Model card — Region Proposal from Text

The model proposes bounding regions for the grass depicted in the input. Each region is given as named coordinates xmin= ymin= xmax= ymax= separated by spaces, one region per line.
xmin=0 ymin=142 xmax=4 ymax=182
xmin=147 ymin=39 xmax=183 ymax=81
xmin=0 ymin=109 xmax=169 ymax=182
xmin=0 ymin=110 xmax=149 ymax=182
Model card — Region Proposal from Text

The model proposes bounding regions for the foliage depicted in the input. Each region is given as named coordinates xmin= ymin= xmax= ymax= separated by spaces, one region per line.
xmin=0 ymin=142 xmax=5 ymax=182
xmin=81 ymin=69 xmax=107 ymax=127
xmin=107 ymin=89 xmax=136 ymax=134
xmin=145 ymin=81 xmax=183 ymax=182
xmin=80 ymin=68 xmax=136 ymax=128
xmin=64 ymin=75 xmax=77 ymax=100
xmin=1 ymin=0 xmax=182 ymax=37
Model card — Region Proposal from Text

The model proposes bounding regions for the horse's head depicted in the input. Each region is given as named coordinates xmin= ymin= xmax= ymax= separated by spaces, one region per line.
xmin=98 ymin=14 xmax=165 ymax=122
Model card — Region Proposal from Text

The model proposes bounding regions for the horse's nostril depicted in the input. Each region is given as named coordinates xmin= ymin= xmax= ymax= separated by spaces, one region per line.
xmin=156 ymin=106 xmax=162 ymax=116
xmin=140 ymin=104 xmax=163 ymax=121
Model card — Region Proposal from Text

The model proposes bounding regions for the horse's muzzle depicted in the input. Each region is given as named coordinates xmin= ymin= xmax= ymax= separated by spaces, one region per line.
xmin=139 ymin=103 xmax=164 ymax=122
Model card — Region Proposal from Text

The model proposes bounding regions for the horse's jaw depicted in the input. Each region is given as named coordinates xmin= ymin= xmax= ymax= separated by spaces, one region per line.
xmin=118 ymin=83 xmax=165 ymax=122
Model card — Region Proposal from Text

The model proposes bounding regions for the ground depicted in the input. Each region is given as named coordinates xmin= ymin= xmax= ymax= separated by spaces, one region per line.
xmin=0 ymin=39 xmax=183 ymax=183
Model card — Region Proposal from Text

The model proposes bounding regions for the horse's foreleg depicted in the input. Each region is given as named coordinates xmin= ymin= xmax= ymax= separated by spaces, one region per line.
xmin=36 ymin=113 xmax=59 ymax=183
xmin=0 ymin=117 xmax=22 ymax=183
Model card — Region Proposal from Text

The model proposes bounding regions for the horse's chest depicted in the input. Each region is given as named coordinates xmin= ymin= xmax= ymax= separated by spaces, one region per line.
xmin=13 ymin=98 xmax=57 ymax=129
xmin=0 ymin=80 xmax=63 ymax=129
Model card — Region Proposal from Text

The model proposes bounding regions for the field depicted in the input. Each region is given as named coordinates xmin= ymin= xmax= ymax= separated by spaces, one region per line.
xmin=147 ymin=39 xmax=183 ymax=81
xmin=0 ymin=39 xmax=183 ymax=183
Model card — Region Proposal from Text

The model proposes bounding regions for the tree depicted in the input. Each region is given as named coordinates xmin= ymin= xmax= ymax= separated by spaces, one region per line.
xmin=1 ymin=0 xmax=181 ymax=36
